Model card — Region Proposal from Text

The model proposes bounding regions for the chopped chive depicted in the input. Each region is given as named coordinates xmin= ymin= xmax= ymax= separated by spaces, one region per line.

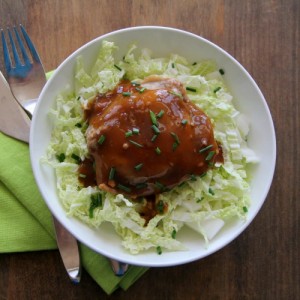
xmin=131 ymin=81 xmax=141 ymax=86
xmin=208 ymin=187 xmax=215 ymax=195
xmin=243 ymin=206 xmax=248 ymax=213
xmin=134 ymin=163 xmax=143 ymax=171
xmin=132 ymin=128 xmax=140 ymax=135
xmin=192 ymin=62 xmax=197 ymax=66
xmin=171 ymin=132 xmax=180 ymax=144
xmin=79 ymin=173 xmax=87 ymax=178
xmin=129 ymin=140 xmax=143 ymax=148
xmin=150 ymin=110 xmax=158 ymax=126
xmin=156 ymin=110 xmax=164 ymax=118
xmin=136 ymin=182 xmax=148 ymax=189
xmin=136 ymin=87 xmax=146 ymax=93
xmin=114 ymin=64 xmax=122 ymax=71
xmin=200 ymin=172 xmax=207 ymax=178
xmin=205 ymin=151 xmax=215 ymax=161
xmin=155 ymin=147 xmax=161 ymax=155
xmin=197 ymin=197 xmax=204 ymax=203
xmin=89 ymin=193 xmax=102 ymax=218
xmin=117 ymin=184 xmax=131 ymax=193
xmin=156 ymin=246 xmax=162 ymax=255
xmin=71 ymin=153 xmax=81 ymax=164
xmin=172 ymin=142 xmax=179 ymax=151
xmin=151 ymin=125 xmax=160 ymax=134
xmin=125 ymin=130 xmax=133 ymax=137
xmin=170 ymin=90 xmax=183 ymax=99
xmin=199 ymin=144 xmax=213 ymax=153
xmin=186 ymin=86 xmax=197 ymax=92
xmin=75 ymin=122 xmax=82 ymax=128
xmin=76 ymin=96 xmax=81 ymax=101
xmin=171 ymin=228 xmax=177 ymax=239
xmin=56 ymin=153 xmax=66 ymax=162
xmin=151 ymin=134 xmax=158 ymax=142
xmin=213 ymin=86 xmax=221 ymax=93
xmin=98 ymin=134 xmax=106 ymax=145
xmin=155 ymin=182 xmax=165 ymax=192
xmin=181 ymin=119 xmax=188 ymax=125
xmin=109 ymin=167 xmax=116 ymax=180
xmin=219 ymin=68 xmax=225 ymax=75
xmin=190 ymin=174 xmax=197 ymax=181
xmin=171 ymin=62 xmax=175 ymax=68
xmin=156 ymin=199 xmax=165 ymax=212
xmin=122 ymin=91 xmax=131 ymax=96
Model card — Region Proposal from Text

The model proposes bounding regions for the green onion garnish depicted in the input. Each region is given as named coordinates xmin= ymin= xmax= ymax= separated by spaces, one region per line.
xmin=122 ymin=92 xmax=131 ymax=97
xmin=131 ymin=81 xmax=141 ymax=86
xmin=205 ymin=151 xmax=215 ymax=161
xmin=199 ymin=144 xmax=213 ymax=153
xmin=192 ymin=62 xmax=197 ymax=66
xmin=56 ymin=153 xmax=66 ymax=162
xmin=171 ymin=62 xmax=175 ymax=68
xmin=243 ymin=206 xmax=248 ymax=213
xmin=75 ymin=123 xmax=82 ymax=128
xmin=125 ymin=130 xmax=133 ymax=137
xmin=117 ymin=184 xmax=131 ymax=193
xmin=71 ymin=153 xmax=81 ymax=164
xmin=186 ymin=86 xmax=197 ymax=92
xmin=134 ymin=163 xmax=143 ymax=171
xmin=129 ymin=140 xmax=143 ymax=148
xmin=151 ymin=125 xmax=160 ymax=134
xmin=79 ymin=173 xmax=86 ymax=178
xmin=171 ymin=132 xmax=180 ymax=144
xmin=89 ymin=193 xmax=102 ymax=218
xmin=151 ymin=134 xmax=158 ymax=142
xmin=208 ymin=187 xmax=215 ymax=195
xmin=213 ymin=87 xmax=221 ymax=93
xmin=219 ymin=68 xmax=225 ymax=75
xmin=197 ymin=197 xmax=204 ymax=203
xmin=136 ymin=182 xmax=148 ymax=189
xmin=200 ymin=172 xmax=207 ymax=178
xmin=156 ymin=110 xmax=164 ymax=118
xmin=114 ymin=64 xmax=122 ymax=71
xmin=171 ymin=228 xmax=177 ymax=239
xmin=156 ymin=199 xmax=165 ymax=212
xmin=155 ymin=147 xmax=161 ymax=155
xmin=136 ymin=87 xmax=146 ymax=93
xmin=150 ymin=110 xmax=158 ymax=126
xmin=155 ymin=182 xmax=165 ymax=192
xmin=190 ymin=174 xmax=197 ymax=181
xmin=132 ymin=128 xmax=140 ymax=135
xmin=109 ymin=167 xmax=116 ymax=180
xmin=98 ymin=134 xmax=106 ymax=145
xmin=156 ymin=246 xmax=162 ymax=255
xmin=172 ymin=142 xmax=179 ymax=151
xmin=181 ymin=119 xmax=188 ymax=125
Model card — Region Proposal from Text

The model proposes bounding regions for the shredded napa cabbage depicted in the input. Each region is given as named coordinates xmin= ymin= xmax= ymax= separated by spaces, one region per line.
xmin=44 ymin=41 xmax=259 ymax=254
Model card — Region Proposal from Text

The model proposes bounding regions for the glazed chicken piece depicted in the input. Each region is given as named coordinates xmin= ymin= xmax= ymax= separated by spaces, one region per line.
xmin=83 ymin=76 xmax=221 ymax=197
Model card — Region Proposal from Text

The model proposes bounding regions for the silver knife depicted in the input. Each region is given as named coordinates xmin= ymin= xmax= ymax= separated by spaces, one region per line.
xmin=0 ymin=71 xmax=81 ymax=283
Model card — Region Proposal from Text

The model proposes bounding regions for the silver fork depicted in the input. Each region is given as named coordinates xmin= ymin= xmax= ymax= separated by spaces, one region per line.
xmin=1 ymin=25 xmax=129 ymax=277
xmin=1 ymin=24 xmax=82 ymax=283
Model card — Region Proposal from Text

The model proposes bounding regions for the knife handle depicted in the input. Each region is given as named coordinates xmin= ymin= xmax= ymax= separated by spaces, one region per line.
xmin=52 ymin=217 xmax=81 ymax=283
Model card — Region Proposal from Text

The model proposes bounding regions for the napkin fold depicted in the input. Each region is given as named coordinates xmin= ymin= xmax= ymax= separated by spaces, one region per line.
xmin=0 ymin=132 xmax=147 ymax=294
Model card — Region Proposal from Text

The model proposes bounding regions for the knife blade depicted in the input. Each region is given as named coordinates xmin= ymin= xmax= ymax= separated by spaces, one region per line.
xmin=0 ymin=71 xmax=81 ymax=283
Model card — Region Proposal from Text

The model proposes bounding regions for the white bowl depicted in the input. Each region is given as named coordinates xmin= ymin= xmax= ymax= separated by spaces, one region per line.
xmin=30 ymin=26 xmax=276 ymax=267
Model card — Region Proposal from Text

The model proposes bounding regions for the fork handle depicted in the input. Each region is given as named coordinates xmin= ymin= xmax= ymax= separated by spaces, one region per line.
xmin=52 ymin=217 xmax=81 ymax=283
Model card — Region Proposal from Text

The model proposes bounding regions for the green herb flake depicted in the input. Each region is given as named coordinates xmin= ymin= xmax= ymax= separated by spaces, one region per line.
xmin=125 ymin=130 xmax=133 ymax=137
xmin=89 ymin=193 xmax=102 ymax=218
xmin=156 ymin=110 xmax=164 ymax=118
xmin=97 ymin=134 xmax=106 ymax=145
xmin=129 ymin=140 xmax=143 ymax=148
xmin=156 ymin=199 xmax=165 ymax=212
xmin=155 ymin=182 xmax=165 ymax=192
xmin=171 ymin=62 xmax=175 ymax=68
xmin=136 ymin=182 xmax=148 ymax=189
xmin=156 ymin=246 xmax=162 ymax=255
xmin=171 ymin=228 xmax=177 ymax=239
xmin=131 ymin=81 xmax=141 ymax=86
xmin=208 ymin=187 xmax=215 ymax=195
xmin=79 ymin=173 xmax=87 ymax=178
xmin=56 ymin=153 xmax=66 ymax=162
xmin=171 ymin=132 xmax=180 ymax=144
xmin=150 ymin=110 xmax=158 ymax=126
xmin=109 ymin=167 xmax=116 ymax=180
xmin=205 ymin=151 xmax=215 ymax=161
xmin=71 ymin=153 xmax=81 ymax=164
xmin=181 ymin=119 xmax=188 ymax=125
xmin=155 ymin=147 xmax=161 ymax=155
xmin=132 ymin=128 xmax=140 ymax=135
xmin=243 ymin=206 xmax=248 ymax=213
xmin=186 ymin=86 xmax=197 ymax=92
xmin=122 ymin=91 xmax=132 ymax=97
xmin=151 ymin=125 xmax=160 ymax=134
xmin=75 ymin=122 xmax=82 ymax=128
xmin=136 ymin=87 xmax=146 ymax=93
xmin=190 ymin=174 xmax=197 ymax=181
xmin=213 ymin=86 xmax=221 ymax=93
xmin=114 ymin=64 xmax=122 ymax=71
xmin=134 ymin=163 xmax=143 ymax=171
xmin=117 ymin=184 xmax=132 ymax=193
xmin=197 ymin=197 xmax=204 ymax=203
xmin=199 ymin=144 xmax=213 ymax=153
xmin=151 ymin=134 xmax=158 ymax=142
xmin=219 ymin=68 xmax=225 ymax=75
xmin=170 ymin=90 xmax=183 ymax=99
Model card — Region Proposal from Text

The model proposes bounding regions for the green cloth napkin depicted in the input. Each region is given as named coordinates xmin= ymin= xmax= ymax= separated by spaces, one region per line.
xmin=0 ymin=131 xmax=147 ymax=294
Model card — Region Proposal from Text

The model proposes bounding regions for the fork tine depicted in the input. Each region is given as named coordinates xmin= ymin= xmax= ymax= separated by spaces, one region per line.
xmin=7 ymin=27 xmax=22 ymax=67
xmin=14 ymin=26 xmax=31 ymax=66
xmin=1 ymin=29 xmax=12 ymax=73
xmin=20 ymin=25 xmax=40 ymax=62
